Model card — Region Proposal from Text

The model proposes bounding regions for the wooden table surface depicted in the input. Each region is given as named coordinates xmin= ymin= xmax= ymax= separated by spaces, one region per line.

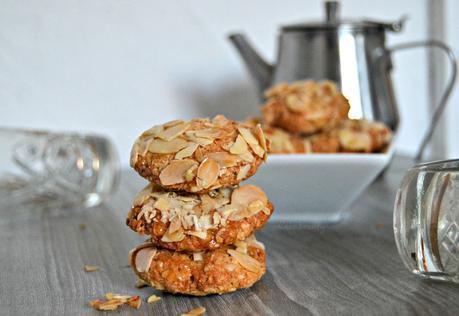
xmin=1 ymin=156 xmax=459 ymax=316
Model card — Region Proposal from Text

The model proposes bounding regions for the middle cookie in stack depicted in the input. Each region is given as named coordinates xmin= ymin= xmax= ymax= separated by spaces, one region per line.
xmin=126 ymin=115 xmax=274 ymax=296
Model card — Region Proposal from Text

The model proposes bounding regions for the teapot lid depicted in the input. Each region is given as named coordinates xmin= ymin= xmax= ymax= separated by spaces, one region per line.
xmin=282 ymin=1 xmax=406 ymax=32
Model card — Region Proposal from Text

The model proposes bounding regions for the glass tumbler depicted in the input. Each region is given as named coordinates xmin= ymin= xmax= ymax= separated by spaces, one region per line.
xmin=0 ymin=127 xmax=119 ymax=209
xmin=394 ymin=159 xmax=459 ymax=283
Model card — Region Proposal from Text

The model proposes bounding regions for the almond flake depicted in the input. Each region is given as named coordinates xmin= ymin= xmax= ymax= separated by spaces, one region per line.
xmin=184 ymin=164 xmax=198 ymax=182
xmin=303 ymin=139 xmax=312 ymax=153
xmin=194 ymin=128 xmax=221 ymax=139
xmin=147 ymin=295 xmax=161 ymax=304
xmin=286 ymin=94 xmax=308 ymax=112
xmin=127 ymin=296 xmax=141 ymax=309
xmin=248 ymin=200 xmax=264 ymax=215
xmin=206 ymin=152 xmax=240 ymax=168
xmin=227 ymin=249 xmax=262 ymax=273
xmin=154 ymin=197 xmax=170 ymax=212
xmin=200 ymin=194 xmax=217 ymax=213
xmin=238 ymin=151 xmax=255 ymax=163
xmin=246 ymin=235 xmax=266 ymax=250
xmin=235 ymin=241 xmax=248 ymax=254
xmin=193 ymin=252 xmax=203 ymax=261
xmin=135 ymin=279 xmax=148 ymax=288
xmin=147 ymin=138 xmax=189 ymax=154
xmin=212 ymin=114 xmax=229 ymax=126
xmin=217 ymin=204 xmax=240 ymax=217
xmin=213 ymin=212 xmax=221 ymax=225
xmin=197 ymin=158 xmax=220 ymax=189
xmin=248 ymin=142 xmax=265 ymax=158
xmin=89 ymin=299 xmax=124 ymax=311
xmin=237 ymin=127 xmax=258 ymax=145
xmin=182 ymin=306 xmax=206 ymax=316
xmin=159 ymin=159 xmax=198 ymax=185
xmin=140 ymin=124 xmax=163 ymax=139
xmin=186 ymin=230 xmax=208 ymax=239
xmin=236 ymin=164 xmax=251 ymax=180
xmin=262 ymin=206 xmax=271 ymax=215
xmin=253 ymin=124 xmax=268 ymax=158
xmin=84 ymin=265 xmax=99 ymax=272
xmin=163 ymin=119 xmax=184 ymax=128
xmin=175 ymin=143 xmax=199 ymax=159
xmin=132 ymin=184 xmax=154 ymax=206
xmin=161 ymin=228 xmax=185 ymax=242
xmin=231 ymin=184 xmax=268 ymax=207
xmin=135 ymin=247 xmax=157 ymax=273
xmin=191 ymin=137 xmax=214 ymax=146
xmin=105 ymin=293 xmax=131 ymax=301
xmin=168 ymin=216 xmax=182 ymax=233
xmin=194 ymin=147 xmax=205 ymax=162
xmin=228 ymin=209 xmax=251 ymax=221
xmin=229 ymin=135 xmax=249 ymax=155
xmin=157 ymin=122 xmax=190 ymax=141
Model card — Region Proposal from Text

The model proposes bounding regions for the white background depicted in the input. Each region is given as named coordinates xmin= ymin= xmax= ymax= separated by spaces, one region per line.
xmin=0 ymin=0 xmax=457 ymax=166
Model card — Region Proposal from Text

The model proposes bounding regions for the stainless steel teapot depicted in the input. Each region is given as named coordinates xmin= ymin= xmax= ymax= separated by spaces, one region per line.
xmin=229 ymin=1 xmax=457 ymax=160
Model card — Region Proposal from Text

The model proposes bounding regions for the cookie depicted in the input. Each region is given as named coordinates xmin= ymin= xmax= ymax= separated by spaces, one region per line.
xmin=130 ymin=115 xmax=268 ymax=193
xmin=126 ymin=183 xmax=273 ymax=251
xmin=335 ymin=119 xmax=392 ymax=153
xmin=129 ymin=236 xmax=266 ymax=296
xmin=242 ymin=118 xmax=338 ymax=154
xmin=261 ymin=80 xmax=350 ymax=135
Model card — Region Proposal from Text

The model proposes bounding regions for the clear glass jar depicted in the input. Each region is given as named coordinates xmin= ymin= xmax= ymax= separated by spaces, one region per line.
xmin=394 ymin=159 xmax=459 ymax=283
xmin=0 ymin=127 xmax=119 ymax=210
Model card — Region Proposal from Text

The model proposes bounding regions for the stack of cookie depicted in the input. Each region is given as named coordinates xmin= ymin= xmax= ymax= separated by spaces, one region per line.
xmin=126 ymin=115 xmax=274 ymax=296
xmin=246 ymin=80 xmax=392 ymax=154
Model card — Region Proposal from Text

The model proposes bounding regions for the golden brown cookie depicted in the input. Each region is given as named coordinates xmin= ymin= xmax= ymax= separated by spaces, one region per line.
xmin=126 ymin=183 xmax=273 ymax=251
xmin=261 ymin=80 xmax=350 ymax=135
xmin=262 ymin=125 xmax=304 ymax=154
xmin=335 ymin=119 xmax=392 ymax=153
xmin=129 ymin=236 xmax=266 ymax=296
xmin=130 ymin=115 xmax=268 ymax=193
xmin=241 ymin=118 xmax=339 ymax=154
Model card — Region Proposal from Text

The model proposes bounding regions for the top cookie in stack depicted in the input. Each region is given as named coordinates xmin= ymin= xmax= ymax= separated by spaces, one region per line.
xmin=130 ymin=115 xmax=267 ymax=193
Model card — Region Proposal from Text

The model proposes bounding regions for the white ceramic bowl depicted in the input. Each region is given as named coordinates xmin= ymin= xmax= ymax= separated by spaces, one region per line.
xmin=248 ymin=146 xmax=395 ymax=223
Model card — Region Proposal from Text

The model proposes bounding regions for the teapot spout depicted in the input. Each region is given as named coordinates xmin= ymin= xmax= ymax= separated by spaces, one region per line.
xmin=228 ymin=33 xmax=274 ymax=98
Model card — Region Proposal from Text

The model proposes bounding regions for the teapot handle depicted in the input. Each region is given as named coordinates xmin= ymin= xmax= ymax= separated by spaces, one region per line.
xmin=387 ymin=40 xmax=457 ymax=161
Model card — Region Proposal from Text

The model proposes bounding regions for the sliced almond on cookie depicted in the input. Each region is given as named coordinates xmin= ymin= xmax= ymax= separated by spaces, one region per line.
xmin=196 ymin=158 xmax=220 ymax=189
xmin=231 ymin=184 xmax=268 ymax=207
xmin=236 ymin=164 xmax=251 ymax=180
xmin=135 ymin=247 xmax=157 ymax=273
xmin=227 ymin=249 xmax=262 ymax=273
xmin=238 ymin=151 xmax=255 ymax=163
xmin=253 ymin=124 xmax=267 ymax=149
xmin=140 ymin=124 xmax=163 ymax=139
xmin=161 ymin=228 xmax=185 ymax=242
xmin=175 ymin=143 xmax=199 ymax=159
xmin=168 ymin=216 xmax=182 ymax=233
xmin=157 ymin=122 xmax=190 ymax=141
xmin=184 ymin=164 xmax=198 ymax=182
xmin=147 ymin=138 xmax=189 ymax=154
xmin=237 ymin=127 xmax=258 ymax=144
xmin=230 ymin=135 xmax=249 ymax=155
xmin=206 ymin=152 xmax=240 ymax=168
xmin=159 ymin=159 xmax=198 ymax=185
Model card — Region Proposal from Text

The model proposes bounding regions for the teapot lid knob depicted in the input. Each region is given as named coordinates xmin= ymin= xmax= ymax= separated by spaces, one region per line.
xmin=325 ymin=0 xmax=340 ymax=23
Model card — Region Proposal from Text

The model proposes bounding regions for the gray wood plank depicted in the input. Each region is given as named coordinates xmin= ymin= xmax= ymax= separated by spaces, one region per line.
xmin=1 ymin=156 xmax=459 ymax=316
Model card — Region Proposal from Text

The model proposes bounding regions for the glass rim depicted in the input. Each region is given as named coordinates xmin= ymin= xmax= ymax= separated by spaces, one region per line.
xmin=412 ymin=158 xmax=459 ymax=172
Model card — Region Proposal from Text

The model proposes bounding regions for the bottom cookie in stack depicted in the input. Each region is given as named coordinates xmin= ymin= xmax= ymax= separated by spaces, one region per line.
xmin=129 ymin=235 xmax=266 ymax=296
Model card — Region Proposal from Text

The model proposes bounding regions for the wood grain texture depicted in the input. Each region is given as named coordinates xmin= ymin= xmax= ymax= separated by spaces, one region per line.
xmin=1 ymin=156 xmax=459 ymax=316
